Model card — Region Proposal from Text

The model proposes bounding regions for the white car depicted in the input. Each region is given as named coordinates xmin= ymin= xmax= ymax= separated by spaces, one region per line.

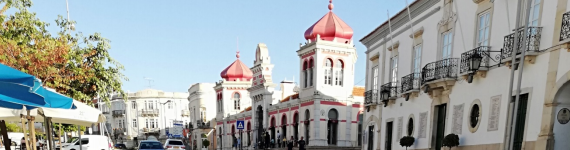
xmin=163 ymin=139 xmax=185 ymax=150
xmin=63 ymin=135 xmax=112 ymax=150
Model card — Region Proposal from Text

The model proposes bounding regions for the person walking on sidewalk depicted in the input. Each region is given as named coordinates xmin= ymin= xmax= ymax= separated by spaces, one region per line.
xmin=297 ymin=136 xmax=306 ymax=150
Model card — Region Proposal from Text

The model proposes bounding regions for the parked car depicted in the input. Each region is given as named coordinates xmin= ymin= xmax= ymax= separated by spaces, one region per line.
xmin=62 ymin=135 xmax=112 ymax=150
xmin=138 ymin=140 xmax=163 ymax=150
xmin=114 ymin=143 xmax=127 ymax=149
xmin=163 ymin=139 xmax=184 ymax=150
xmin=6 ymin=132 xmax=25 ymax=147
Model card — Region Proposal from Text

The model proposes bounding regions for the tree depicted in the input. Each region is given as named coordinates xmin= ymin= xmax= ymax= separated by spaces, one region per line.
xmin=0 ymin=122 xmax=21 ymax=133
xmin=442 ymin=133 xmax=459 ymax=150
xmin=0 ymin=0 xmax=127 ymax=105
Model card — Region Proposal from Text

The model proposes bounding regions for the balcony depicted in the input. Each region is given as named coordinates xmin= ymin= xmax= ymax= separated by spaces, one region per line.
xmin=364 ymin=90 xmax=378 ymax=106
xmin=139 ymin=109 xmax=159 ymax=117
xmin=400 ymin=73 xmax=421 ymax=100
xmin=142 ymin=128 xmax=159 ymax=133
xmin=196 ymin=120 xmax=211 ymax=129
xmin=500 ymin=26 xmax=543 ymax=66
xmin=114 ymin=128 xmax=126 ymax=135
xmin=380 ymin=82 xmax=398 ymax=107
xmin=421 ymin=58 xmax=459 ymax=93
xmin=560 ymin=11 xmax=570 ymax=51
xmin=181 ymin=110 xmax=190 ymax=117
xmin=112 ymin=110 xmax=125 ymax=117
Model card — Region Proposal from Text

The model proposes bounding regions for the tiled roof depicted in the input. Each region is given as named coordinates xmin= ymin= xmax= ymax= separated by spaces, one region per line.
xmin=352 ymin=86 xmax=365 ymax=97
xmin=280 ymin=93 xmax=300 ymax=103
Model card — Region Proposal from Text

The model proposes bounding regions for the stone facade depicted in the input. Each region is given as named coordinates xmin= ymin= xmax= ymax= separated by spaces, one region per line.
xmin=361 ymin=0 xmax=570 ymax=150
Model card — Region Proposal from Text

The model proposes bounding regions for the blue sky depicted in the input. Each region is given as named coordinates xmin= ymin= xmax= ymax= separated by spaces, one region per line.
xmin=27 ymin=0 xmax=407 ymax=93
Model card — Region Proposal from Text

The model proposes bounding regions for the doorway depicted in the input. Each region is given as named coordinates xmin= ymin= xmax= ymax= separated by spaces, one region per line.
xmin=434 ymin=104 xmax=447 ymax=150
xmin=512 ymin=94 xmax=529 ymax=150
xmin=327 ymin=109 xmax=338 ymax=145
xmin=367 ymin=125 xmax=374 ymax=150
xmin=554 ymin=82 xmax=570 ymax=150
xmin=385 ymin=122 xmax=393 ymax=150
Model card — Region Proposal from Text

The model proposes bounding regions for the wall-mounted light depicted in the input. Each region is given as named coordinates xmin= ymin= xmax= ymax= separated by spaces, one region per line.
xmin=468 ymin=52 xmax=483 ymax=83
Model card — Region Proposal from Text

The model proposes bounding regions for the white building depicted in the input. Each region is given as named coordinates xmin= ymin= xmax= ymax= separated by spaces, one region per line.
xmin=214 ymin=1 xmax=365 ymax=149
xmin=361 ymin=0 xmax=570 ymax=150
xmin=107 ymin=89 xmax=190 ymax=147
xmin=187 ymin=83 xmax=217 ymax=149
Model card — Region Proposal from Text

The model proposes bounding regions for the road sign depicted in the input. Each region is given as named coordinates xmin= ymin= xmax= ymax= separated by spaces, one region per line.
xmin=172 ymin=123 xmax=183 ymax=138
xmin=236 ymin=120 xmax=245 ymax=130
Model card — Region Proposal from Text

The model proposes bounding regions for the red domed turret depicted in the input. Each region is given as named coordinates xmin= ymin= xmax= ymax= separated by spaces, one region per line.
xmin=304 ymin=0 xmax=353 ymax=44
xmin=220 ymin=51 xmax=253 ymax=81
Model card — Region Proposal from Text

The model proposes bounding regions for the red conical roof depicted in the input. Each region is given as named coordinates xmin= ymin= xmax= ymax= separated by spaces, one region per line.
xmin=304 ymin=0 xmax=353 ymax=44
xmin=220 ymin=52 xmax=253 ymax=81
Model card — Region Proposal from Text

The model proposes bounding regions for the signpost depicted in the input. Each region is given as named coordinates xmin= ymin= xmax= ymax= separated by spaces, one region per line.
xmin=172 ymin=123 xmax=183 ymax=138
xmin=236 ymin=120 xmax=244 ymax=150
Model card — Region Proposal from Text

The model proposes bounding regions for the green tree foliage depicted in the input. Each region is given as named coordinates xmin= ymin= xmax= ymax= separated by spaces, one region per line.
xmin=399 ymin=136 xmax=415 ymax=150
xmin=202 ymin=139 xmax=210 ymax=148
xmin=0 ymin=0 xmax=127 ymax=104
xmin=0 ymin=122 xmax=22 ymax=132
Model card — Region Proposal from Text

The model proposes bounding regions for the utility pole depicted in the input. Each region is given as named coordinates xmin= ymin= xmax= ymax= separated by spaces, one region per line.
xmin=506 ymin=0 xmax=533 ymax=149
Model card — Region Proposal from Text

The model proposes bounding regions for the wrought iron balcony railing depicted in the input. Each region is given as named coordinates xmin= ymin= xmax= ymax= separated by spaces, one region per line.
xmin=139 ymin=109 xmax=159 ymax=116
xmin=400 ymin=73 xmax=421 ymax=93
xmin=380 ymin=82 xmax=398 ymax=100
xmin=500 ymin=26 xmax=543 ymax=58
xmin=561 ymin=12 xmax=570 ymax=41
xmin=196 ymin=120 xmax=211 ymax=129
xmin=460 ymin=46 xmax=490 ymax=74
xmin=421 ymin=58 xmax=460 ymax=85
xmin=364 ymin=89 xmax=378 ymax=105
xmin=112 ymin=110 xmax=125 ymax=117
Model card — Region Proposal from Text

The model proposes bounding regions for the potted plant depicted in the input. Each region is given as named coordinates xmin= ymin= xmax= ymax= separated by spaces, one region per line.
xmin=442 ymin=133 xmax=459 ymax=150
xmin=399 ymin=136 xmax=415 ymax=150
xmin=202 ymin=139 xmax=210 ymax=148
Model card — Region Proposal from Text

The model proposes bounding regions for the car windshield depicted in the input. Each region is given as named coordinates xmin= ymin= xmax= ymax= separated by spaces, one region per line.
xmin=67 ymin=137 xmax=79 ymax=143
xmin=167 ymin=141 xmax=183 ymax=145
xmin=140 ymin=142 xmax=162 ymax=149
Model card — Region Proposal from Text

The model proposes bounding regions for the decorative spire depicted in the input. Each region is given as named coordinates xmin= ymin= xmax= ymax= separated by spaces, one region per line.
xmin=328 ymin=0 xmax=333 ymax=11
xmin=236 ymin=37 xmax=240 ymax=59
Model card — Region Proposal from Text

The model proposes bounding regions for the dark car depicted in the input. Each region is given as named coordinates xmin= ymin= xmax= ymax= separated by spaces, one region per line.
xmin=114 ymin=144 xmax=127 ymax=149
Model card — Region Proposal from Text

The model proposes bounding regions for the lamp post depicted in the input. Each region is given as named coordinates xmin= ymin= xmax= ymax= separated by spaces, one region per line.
xmin=161 ymin=100 xmax=172 ymax=138
xmin=467 ymin=52 xmax=483 ymax=83
xmin=380 ymin=89 xmax=390 ymax=107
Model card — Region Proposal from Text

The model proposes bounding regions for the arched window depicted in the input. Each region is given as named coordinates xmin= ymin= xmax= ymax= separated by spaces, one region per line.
xmin=303 ymin=61 xmax=308 ymax=88
xmin=335 ymin=60 xmax=344 ymax=86
xmin=309 ymin=59 xmax=314 ymax=86
xmin=234 ymin=93 xmax=241 ymax=110
xmin=325 ymin=59 xmax=333 ymax=85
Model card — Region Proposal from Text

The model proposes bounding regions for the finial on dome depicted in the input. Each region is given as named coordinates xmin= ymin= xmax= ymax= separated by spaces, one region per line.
xmin=236 ymin=37 xmax=240 ymax=58
xmin=328 ymin=0 xmax=333 ymax=11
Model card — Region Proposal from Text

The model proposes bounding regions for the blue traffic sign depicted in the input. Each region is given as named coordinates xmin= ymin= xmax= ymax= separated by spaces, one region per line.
xmin=236 ymin=120 xmax=245 ymax=130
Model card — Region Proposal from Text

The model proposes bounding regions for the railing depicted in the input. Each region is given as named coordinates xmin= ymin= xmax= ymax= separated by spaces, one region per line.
xmin=196 ymin=120 xmax=211 ymax=129
xmin=560 ymin=12 xmax=570 ymax=41
xmin=501 ymin=26 xmax=543 ymax=58
xmin=114 ymin=128 xmax=126 ymax=134
xmin=112 ymin=110 xmax=125 ymax=117
xmin=140 ymin=109 xmax=159 ymax=116
xmin=421 ymin=58 xmax=460 ymax=85
xmin=460 ymin=46 xmax=490 ymax=74
xmin=400 ymin=73 xmax=421 ymax=93
xmin=364 ymin=89 xmax=378 ymax=105
xmin=143 ymin=128 xmax=159 ymax=132
xmin=380 ymin=82 xmax=398 ymax=100
xmin=181 ymin=110 xmax=190 ymax=116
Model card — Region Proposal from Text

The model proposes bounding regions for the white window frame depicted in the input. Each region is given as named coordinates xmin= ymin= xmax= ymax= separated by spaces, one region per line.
xmin=412 ymin=44 xmax=422 ymax=76
xmin=441 ymin=31 xmax=454 ymax=60
xmin=477 ymin=11 xmax=491 ymax=47
xmin=528 ymin=0 xmax=541 ymax=26
xmin=390 ymin=56 xmax=398 ymax=85
xmin=372 ymin=66 xmax=379 ymax=90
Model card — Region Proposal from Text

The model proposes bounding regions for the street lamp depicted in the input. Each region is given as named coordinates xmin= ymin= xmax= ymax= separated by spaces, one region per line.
xmin=380 ymin=89 xmax=390 ymax=107
xmin=161 ymin=100 xmax=172 ymax=138
xmin=468 ymin=52 xmax=483 ymax=83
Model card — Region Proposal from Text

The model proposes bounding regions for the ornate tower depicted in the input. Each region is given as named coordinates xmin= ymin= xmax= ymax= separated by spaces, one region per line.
xmin=214 ymin=51 xmax=253 ymax=149
xmin=248 ymin=43 xmax=277 ymax=145
xmin=298 ymin=0 xmax=356 ymax=100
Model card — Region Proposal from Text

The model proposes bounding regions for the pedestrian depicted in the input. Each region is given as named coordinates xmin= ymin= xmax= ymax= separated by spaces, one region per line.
xmin=20 ymin=137 xmax=26 ymax=150
xmin=287 ymin=136 xmax=294 ymax=150
xmin=298 ymin=136 xmax=306 ymax=150
xmin=276 ymin=131 xmax=280 ymax=148
xmin=282 ymin=137 xmax=287 ymax=148
xmin=264 ymin=132 xmax=270 ymax=148
xmin=237 ymin=137 xmax=241 ymax=149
